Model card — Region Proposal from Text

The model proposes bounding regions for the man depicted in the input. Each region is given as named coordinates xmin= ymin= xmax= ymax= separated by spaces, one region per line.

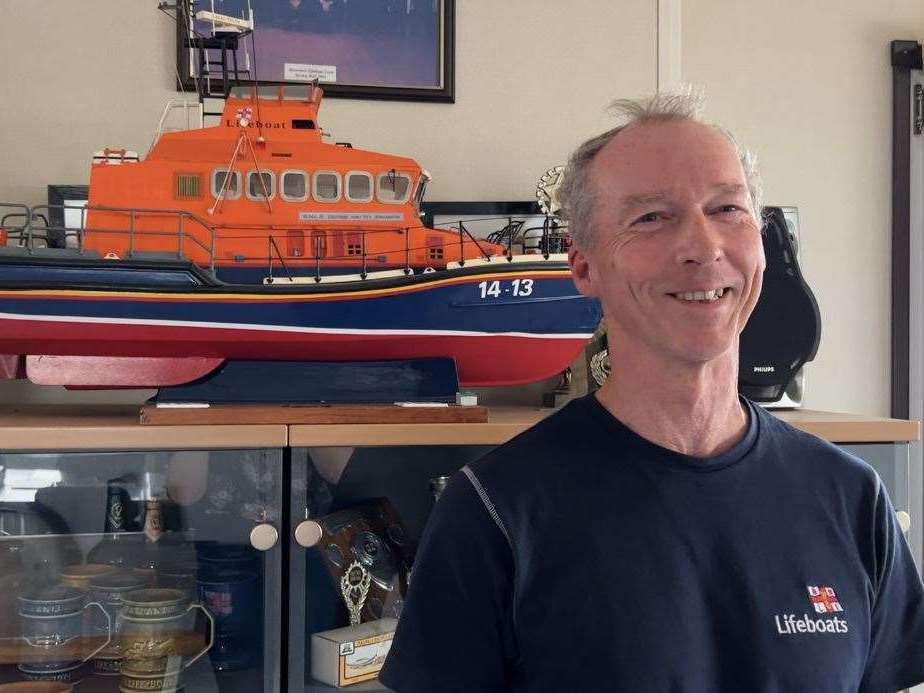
xmin=378 ymin=93 xmax=924 ymax=691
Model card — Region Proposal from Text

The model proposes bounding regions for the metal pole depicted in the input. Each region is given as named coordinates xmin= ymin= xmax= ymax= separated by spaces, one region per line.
xmin=507 ymin=217 xmax=513 ymax=260
xmin=209 ymin=223 xmax=216 ymax=275
xmin=458 ymin=223 xmax=464 ymax=266
xmin=543 ymin=216 xmax=550 ymax=260
xmin=404 ymin=227 xmax=411 ymax=274
xmin=177 ymin=214 xmax=184 ymax=259
xmin=361 ymin=232 xmax=367 ymax=279
xmin=315 ymin=235 xmax=322 ymax=283
xmin=129 ymin=209 xmax=135 ymax=258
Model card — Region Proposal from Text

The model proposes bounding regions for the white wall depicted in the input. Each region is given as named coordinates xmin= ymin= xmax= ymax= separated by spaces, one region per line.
xmin=683 ymin=0 xmax=923 ymax=416
xmin=0 ymin=0 xmax=921 ymax=416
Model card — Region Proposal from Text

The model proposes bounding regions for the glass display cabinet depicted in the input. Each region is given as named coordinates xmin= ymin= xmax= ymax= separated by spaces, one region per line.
xmin=0 ymin=406 xmax=917 ymax=692
xmin=0 ymin=412 xmax=287 ymax=693
xmin=284 ymin=410 xmax=922 ymax=693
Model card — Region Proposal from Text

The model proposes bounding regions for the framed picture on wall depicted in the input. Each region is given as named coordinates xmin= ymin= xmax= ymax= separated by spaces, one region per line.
xmin=177 ymin=0 xmax=455 ymax=102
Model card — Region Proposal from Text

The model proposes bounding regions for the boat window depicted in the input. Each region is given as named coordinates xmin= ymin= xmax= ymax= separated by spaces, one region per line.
xmin=346 ymin=232 xmax=363 ymax=256
xmin=426 ymin=235 xmax=445 ymax=261
xmin=414 ymin=176 xmax=428 ymax=206
xmin=211 ymin=169 xmax=241 ymax=200
xmin=175 ymin=173 xmax=202 ymax=199
xmin=281 ymin=170 xmax=308 ymax=202
xmin=257 ymin=85 xmax=281 ymax=100
xmin=247 ymin=170 xmax=275 ymax=201
xmin=283 ymin=85 xmax=311 ymax=100
xmin=309 ymin=230 xmax=328 ymax=258
xmin=229 ymin=86 xmax=255 ymax=99
xmin=313 ymin=172 xmax=341 ymax=202
xmin=377 ymin=172 xmax=412 ymax=203
xmin=345 ymin=172 xmax=373 ymax=203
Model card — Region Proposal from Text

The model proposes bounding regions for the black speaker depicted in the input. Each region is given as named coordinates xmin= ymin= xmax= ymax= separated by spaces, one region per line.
xmin=738 ymin=206 xmax=821 ymax=405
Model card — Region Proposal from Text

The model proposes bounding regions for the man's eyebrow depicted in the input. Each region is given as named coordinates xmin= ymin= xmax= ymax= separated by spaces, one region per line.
xmin=615 ymin=184 xmax=749 ymax=216
xmin=617 ymin=192 xmax=667 ymax=216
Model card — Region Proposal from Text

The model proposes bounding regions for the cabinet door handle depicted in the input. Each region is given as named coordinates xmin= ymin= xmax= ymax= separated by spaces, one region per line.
xmin=896 ymin=510 xmax=912 ymax=534
xmin=250 ymin=523 xmax=280 ymax=551
xmin=294 ymin=520 xmax=323 ymax=548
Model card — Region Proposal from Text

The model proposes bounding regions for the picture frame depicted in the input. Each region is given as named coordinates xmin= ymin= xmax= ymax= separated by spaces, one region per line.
xmin=176 ymin=0 xmax=455 ymax=103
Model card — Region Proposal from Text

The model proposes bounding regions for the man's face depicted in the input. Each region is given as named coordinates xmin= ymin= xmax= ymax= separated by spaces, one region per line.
xmin=569 ymin=119 xmax=765 ymax=366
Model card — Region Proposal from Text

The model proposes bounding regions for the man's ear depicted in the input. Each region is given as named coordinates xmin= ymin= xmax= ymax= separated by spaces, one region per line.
xmin=568 ymin=245 xmax=598 ymax=298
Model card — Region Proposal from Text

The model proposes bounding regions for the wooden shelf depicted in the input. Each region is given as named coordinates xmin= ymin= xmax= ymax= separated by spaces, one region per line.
xmin=289 ymin=405 xmax=922 ymax=446
xmin=772 ymin=408 xmax=921 ymax=443
xmin=0 ymin=404 xmax=917 ymax=451
xmin=0 ymin=405 xmax=288 ymax=451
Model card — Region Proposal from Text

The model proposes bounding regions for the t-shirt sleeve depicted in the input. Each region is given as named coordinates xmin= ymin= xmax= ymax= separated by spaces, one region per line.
xmin=860 ymin=477 xmax=924 ymax=692
xmin=378 ymin=469 xmax=518 ymax=693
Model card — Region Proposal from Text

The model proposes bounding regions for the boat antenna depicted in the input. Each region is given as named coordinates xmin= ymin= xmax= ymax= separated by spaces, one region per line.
xmin=245 ymin=0 xmax=266 ymax=143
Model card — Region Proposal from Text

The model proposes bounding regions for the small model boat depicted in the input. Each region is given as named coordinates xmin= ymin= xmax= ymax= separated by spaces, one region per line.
xmin=0 ymin=11 xmax=600 ymax=391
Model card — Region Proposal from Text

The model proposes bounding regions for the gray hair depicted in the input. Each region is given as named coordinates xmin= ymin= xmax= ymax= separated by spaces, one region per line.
xmin=558 ymin=90 xmax=763 ymax=248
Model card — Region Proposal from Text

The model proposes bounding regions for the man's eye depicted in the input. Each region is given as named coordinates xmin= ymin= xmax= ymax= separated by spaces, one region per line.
xmin=716 ymin=205 xmax=744 ymax=214
xmin=634 ymin=212 xmax=660 ymax=224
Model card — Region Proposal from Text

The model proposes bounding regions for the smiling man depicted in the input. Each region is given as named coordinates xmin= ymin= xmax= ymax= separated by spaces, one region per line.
xmin=379 ymin=93 xmax=924 ymax=692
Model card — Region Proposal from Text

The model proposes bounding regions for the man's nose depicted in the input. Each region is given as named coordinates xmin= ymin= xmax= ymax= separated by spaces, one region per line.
xmin=675 ymin=212 xmax=723 ymax=265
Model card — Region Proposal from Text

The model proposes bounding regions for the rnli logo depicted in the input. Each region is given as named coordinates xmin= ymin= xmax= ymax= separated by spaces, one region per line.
xmin=807 ymin=585 xmax=843 ymax=613
xmin=773 ymin=585 xmax=848 ymax=635
xmin=235 ymin=106 xmax=253 ymax=127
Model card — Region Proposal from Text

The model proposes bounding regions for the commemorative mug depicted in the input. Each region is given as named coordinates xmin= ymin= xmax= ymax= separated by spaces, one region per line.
xmin=15 ymin=660 xmax=86 ymax=686
xmin=118 ymin=588 xmax=215 ymax=667
xmin=118 ymin=658 xmax=184 ymax=693
xmin=18 ymin=587 xmax=112 ymax=657
xmin=87 ymin=572 xmax=148 ymax=666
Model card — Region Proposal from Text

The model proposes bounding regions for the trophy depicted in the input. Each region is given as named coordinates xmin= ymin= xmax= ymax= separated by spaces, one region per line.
xmin=340 ymin=561 xmax=372 ymax=626
xmin=315 ymin=499 xmax=414 ymax=625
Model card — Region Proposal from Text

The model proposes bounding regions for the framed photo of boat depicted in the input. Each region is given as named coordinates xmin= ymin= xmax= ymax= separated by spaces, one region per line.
xmin=177 ymin=0 xmax=455 ymax=103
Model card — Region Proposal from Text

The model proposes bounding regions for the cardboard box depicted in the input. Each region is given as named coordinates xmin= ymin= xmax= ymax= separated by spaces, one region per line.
xmin=311 ymin=618 xmax=398 ymax=687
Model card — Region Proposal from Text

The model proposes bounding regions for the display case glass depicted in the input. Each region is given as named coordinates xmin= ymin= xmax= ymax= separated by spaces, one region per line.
xmin=287 ymin=445 xmax=492 ymax=691
xmin=0 ymin=448 xmax=283 ymax=693
xmin=284 ymin=435 xmax=917 ymax=692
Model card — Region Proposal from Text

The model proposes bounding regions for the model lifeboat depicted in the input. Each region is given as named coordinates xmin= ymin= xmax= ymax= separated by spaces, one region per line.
xmin=0 ymin=84 xmax=601 ymax=391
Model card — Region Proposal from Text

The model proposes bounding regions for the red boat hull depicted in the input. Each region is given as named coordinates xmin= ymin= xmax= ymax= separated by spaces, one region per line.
xmin=6 ymin=318 xmax=587 ymax=387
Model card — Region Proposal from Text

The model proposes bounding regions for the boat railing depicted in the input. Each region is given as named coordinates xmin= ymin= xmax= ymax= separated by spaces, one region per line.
xmin=440 ymin=215 xmax=571 ymax=260
xmin=23 ymin=204 xmax=220 ymax=273
xmin=148 ymin=99 xmax=205 ymax=156
xmin=2 ymin=203 xmax=569 ymax=281
xmin=0 ymin=203 xmax=33 ymax=246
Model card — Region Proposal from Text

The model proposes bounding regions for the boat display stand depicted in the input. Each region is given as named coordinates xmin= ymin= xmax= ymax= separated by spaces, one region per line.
xmin=140 ymin=358 xmax=488 ymax=425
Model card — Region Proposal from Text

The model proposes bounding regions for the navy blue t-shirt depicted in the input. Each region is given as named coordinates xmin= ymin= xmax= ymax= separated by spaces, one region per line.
xmin=379 ymin=395 xmax=924 ymax=692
